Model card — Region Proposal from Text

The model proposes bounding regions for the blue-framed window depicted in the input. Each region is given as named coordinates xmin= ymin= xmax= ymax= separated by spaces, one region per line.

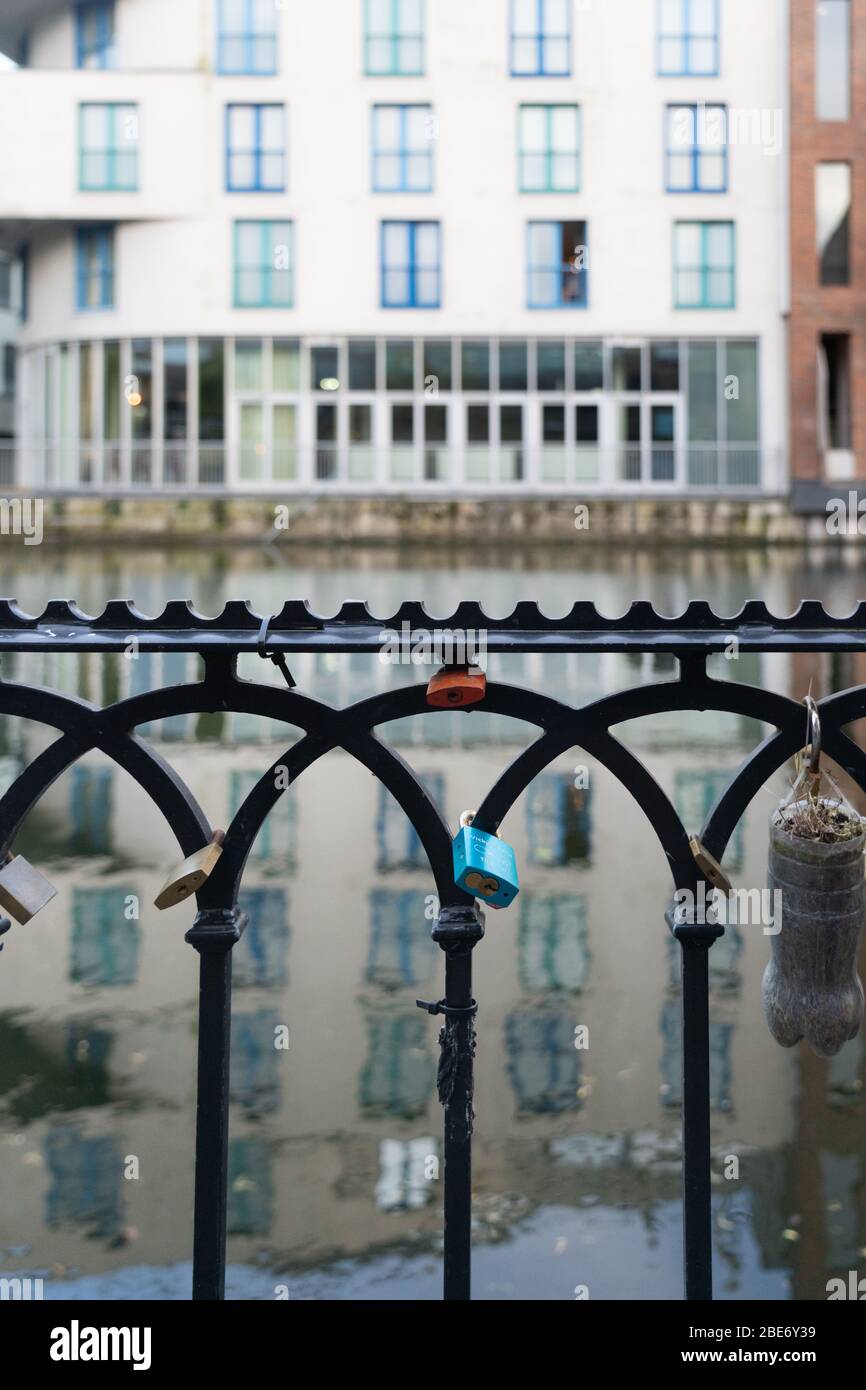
xmin=674 ymin=220 xmax=735 ymax=308
xmin=233 ymin=220 xmax=293 ymax=307
xmin=657 ymin=0 xmax=720 ymax=76
xmin=79 ymin=104 xmax=138 ymax=191
xmin=527 ymin=220 xmax=587 ymax=308
xmin=217 ymin=0 xmax=278 ymax=75
xmin=76 ymin=226 xmax=115 ymax=310
xmin=519 ymin=104 xmax=580 ymax=192
xmin=226 ymin=104 xmax=285 ymax=192
xmin=511 ymin=0 xmax=571 ymax=77
xmin=372 ymin=105 xmax=433 ymax=192
xmin=75 ymin=0 xmax=116 ymax=69
xmin=365 ymin=0 xmax=424 ymax=76
xmin=381 ymin=221 xmax=440 ymax=308
xmin=665 ymin=104 xmax=727 ymax=192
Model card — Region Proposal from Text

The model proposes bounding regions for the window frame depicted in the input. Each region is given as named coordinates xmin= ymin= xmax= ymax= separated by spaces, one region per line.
xmin=225 ymin=103 xmax=286 ymax=193
xmin=79 ymin=103 xmax=139 ymax=192
xmin=673 ymin=220 xmax=736 ymax=310
xmin=380 ymin=220 xmax=442 ymax=309
xmin=216 ymin=0 xmax=278 ymax=76
xmin=664 ymin=103 xmax=728 ymax=193
xmin=75 ymin=225 xmax=115 ymax=312
xmin=233 ymin=220 xmax=294 ymax=309
xmin=518 ymin=103 xmax=581 ymax=193
xmin=75 ymin=0 xmax=116 ymax=70
xmin=510 ymin=0 xmax=572 ymax=78
xmin=656 ymin=0 xmax=720 ymax=78
xmin=364 ymin=0 xmax=425 ymax=77
xmin=372 ymin=104 xmax=434 ymax=193
xmin=526 ymin=220 xmax=589 ymax=310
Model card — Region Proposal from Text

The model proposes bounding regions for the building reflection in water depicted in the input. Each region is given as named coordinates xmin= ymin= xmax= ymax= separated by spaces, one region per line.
xmin=44 ymin=1126 xmax=124 ymax=1242
xmin=70 ymin=887 xmax=140 ymax=988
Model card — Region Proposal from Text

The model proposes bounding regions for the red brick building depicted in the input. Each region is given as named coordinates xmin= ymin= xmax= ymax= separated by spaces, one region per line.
xmin=790 ymin=0 xmax=864 ymax=507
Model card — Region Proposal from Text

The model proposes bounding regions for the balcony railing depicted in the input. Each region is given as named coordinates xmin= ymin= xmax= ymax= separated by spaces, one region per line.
xmin=0 ymin=441 xmax=771 ymax=493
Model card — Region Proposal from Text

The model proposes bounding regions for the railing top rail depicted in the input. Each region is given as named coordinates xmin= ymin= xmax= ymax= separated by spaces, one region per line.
xmin=0 ymin=598 xmax=863 ymax=653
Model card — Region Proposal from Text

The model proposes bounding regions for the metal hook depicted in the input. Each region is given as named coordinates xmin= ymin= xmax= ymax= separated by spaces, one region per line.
xmin=805 ymin=695 xmax=821 ymax=775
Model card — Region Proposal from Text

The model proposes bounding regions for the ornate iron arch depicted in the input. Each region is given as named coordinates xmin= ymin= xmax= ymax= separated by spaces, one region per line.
xmin=1 ymin=599 xmax=865 ymax=1303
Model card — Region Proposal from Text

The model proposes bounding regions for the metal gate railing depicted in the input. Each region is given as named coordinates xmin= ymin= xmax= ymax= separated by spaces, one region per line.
xmin=1 ymin=597 xmax=865 ymax=1300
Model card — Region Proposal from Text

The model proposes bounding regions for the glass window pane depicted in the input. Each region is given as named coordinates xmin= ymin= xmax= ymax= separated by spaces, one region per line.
xmin=260 ymin=105 xmax=284 ymax=147
xmin=576 ymin=405 xmax=598 ymax=442
xmin=551 ymin=154 xmax=579 ymax=190
xmin=542 ymin=37 xmax=570 ymax=74
xmin=528 ymin=222 xmax=558 ymax=265
xmin=467 ymin=404 xmax=489 ymax=443
xmin=230 ymin=105 xmax=256 ymax=148
xmin=521 ymin=154 xmax=548 ymax=191
xmin=349 ymin=339 xmax=377 ymax=390
xmin=817 ymin=163 xmax=851 ymax=284
xmin=690 ymin=0 xmax=716 ymax=34
xmin=816 ymin=0 xmax=851 ymax=120
xmin=675 ymin=222 xmax=701 ymax=264
xmin=668 ymin=154 xmax=694 ymax=190
xmin=537 ymin=341 xmax=566 ymax=390
xmin=82 ymin=104 xmax=106 ymax=145
xmin=688 ymin=37 xmax=716 ymax=73
xmin=399 ymin=0 xmax=423 ymax=31
xmin=312 ymin=346 xmax=339 ymax=389
xmin=423 ymin=340 xmax=452 ymax=390
xmin=406 ymin=155 xmax=431 ymax=191
xmin=397 ymin=37 xmax=423 ymax=72
xmin=659 ymin=0 xmax=682 ymax=26
xmin=461 ymin=340 xmax=489 ymax=391
xmin=706 ymin=270 xmax=733 ymax=306
xmin=273 ymin=339 xmax=300 ymax=390
xmin=574 ymin=341 xmax=603 ymax=390
xmin=237 ymin=222 xmax=262 ymax=263
xmin=366 ymin=37 xmax=392 ymax=71
xmin=376 ymin=156 xmax=403 ymax=191
xmin=499 ymin=341 xmax=528 ymax=391
xmin=551 ymin=105 xmax=578 ymax=152
xmin=545 ymin=0 xmax=570 ymax=38
xmin=164 ymin=338 xmax=188 ymax=440
xmin=705 ymin=223 xmax=733 ymax=267
xmin=383 ymin=222 xmax=409 ymax=265
xmin=658 ymin=37 xmax=684 ymax=72
xmin=405 ymin=106 xmax=429 ymax=145
xmin=521 ymin=106 xmax=547 ymax=151
xmin=650 ymin=341 xmax=680 ymax=392
xmin=199 ymin=339 xmax=224 ymax=440
xmin=414 ymin=269 xmax=439 ymax=306
xmin=386 ymin=340 xmax=414 ymax=390
xmin=698 ymin=154 xmax=726 ymax=190
xmin=235 ymin=339 xmax=263 ymax=391
xmin=725 ymin=341 xmax=759 ymax=442
xmin=542 ymin=404 xmax=565 ymax=443
xmin=392 ymin=403 xmax=414 ymax=442
xmin=688 ymin=341 xmax=717 ymax=441
xmin=375 ymin=106 xmax=402 ymax=147
xmin=611 ymin=346 xmax=642 ymax=392
xmin=512 ymin=38 xmax=537 ymax=72
xmin=384 ymin=269 xmax=410 ymax=305
xmin=513 ymin=0 xmax=537 ymax=36
xmin=260 ymin=154 xmax=283 ymax=189
xmin=368 ymin=0 xmax=392 ymax=29
xmin=413 ymin=223 xmax=439 ymax=267
xmin=676 ymin=270 xmax=703 ymax=306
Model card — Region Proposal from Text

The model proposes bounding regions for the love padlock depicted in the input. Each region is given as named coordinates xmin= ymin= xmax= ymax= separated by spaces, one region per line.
xmin=452 ymin=811 xmax=519 ymax=909
xmin=0 ymin=854 xmax=58 ymax=924
xmin=154 ymin=831 xmax=224 ymax=911
xmin=426 ymin=666 xmax=486 ymax=709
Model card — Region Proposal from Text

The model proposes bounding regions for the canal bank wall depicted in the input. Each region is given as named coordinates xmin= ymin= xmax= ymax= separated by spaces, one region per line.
xmin=4 ymin=494 xmax=862 ymax=547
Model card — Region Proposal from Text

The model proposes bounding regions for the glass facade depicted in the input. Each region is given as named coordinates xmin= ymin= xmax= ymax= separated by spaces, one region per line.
xmin=20 ymin=336 xmax=762 ymax=491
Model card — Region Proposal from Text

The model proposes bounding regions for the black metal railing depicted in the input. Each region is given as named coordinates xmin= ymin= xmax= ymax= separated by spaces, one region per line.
xmin=2 ymin=598 xmax=866 ymax=1301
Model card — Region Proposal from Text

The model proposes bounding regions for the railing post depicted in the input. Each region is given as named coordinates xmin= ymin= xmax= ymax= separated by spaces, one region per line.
xmin=669 ymin=898 xmax=724 ymax=1302
xmin=419 ymin=903 xmax=485 ymax=1302
xmin=185 ymin=906 xmax=247 ymax=1301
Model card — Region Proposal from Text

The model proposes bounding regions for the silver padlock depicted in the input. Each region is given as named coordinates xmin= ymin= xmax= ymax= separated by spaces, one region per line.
xmin=0 ymin=854 xmax=58 ymax=924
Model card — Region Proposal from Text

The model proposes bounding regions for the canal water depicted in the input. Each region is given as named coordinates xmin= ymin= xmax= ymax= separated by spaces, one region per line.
xmin=0 ymin=542 xmax=864 ymax=1301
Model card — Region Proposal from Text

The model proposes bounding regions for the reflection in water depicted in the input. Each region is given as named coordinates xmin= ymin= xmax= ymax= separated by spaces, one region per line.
xmin=0 ymin=547 xmax=864 ymax=1298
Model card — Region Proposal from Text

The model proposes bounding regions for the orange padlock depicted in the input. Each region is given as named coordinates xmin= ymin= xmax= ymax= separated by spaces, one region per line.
xmin=426 ymin=666 xmax=487 ymax=708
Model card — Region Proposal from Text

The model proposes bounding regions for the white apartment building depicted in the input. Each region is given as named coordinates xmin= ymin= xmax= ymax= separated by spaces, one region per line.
xmin=0 ymin=0 xmax=788 ymax=496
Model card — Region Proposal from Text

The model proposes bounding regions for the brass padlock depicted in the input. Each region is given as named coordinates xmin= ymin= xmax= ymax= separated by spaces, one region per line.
xmin=689 ymin=836 xmax=732 ymax=896
xmin=0 ymin=854 xmax=58 ymax=924
xmin=154 ymin=831 xmax=224 ymax=911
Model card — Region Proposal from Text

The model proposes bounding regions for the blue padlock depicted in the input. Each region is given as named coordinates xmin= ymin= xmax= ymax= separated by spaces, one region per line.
xmin=453 ymin=811 xmax=519 ymax=909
